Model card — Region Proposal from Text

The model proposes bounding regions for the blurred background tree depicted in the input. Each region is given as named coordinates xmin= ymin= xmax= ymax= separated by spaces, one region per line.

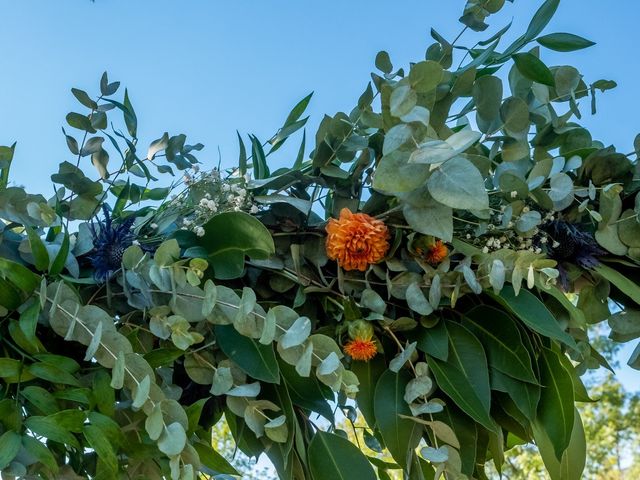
xmin=211 ymin=419 xmax=276 ymax=479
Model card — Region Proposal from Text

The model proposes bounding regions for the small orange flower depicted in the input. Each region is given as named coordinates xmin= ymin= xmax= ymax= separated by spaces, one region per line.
xmin=344 ymin=336 xmax=378 ymax=361
xmin=423 ymin=240 xmax=449 ymax=265
xmin=326 ymin=208 xmax=390 ymax=271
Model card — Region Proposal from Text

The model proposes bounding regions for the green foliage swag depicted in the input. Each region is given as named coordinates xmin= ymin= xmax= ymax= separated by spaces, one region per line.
xmin=1 ymin=0 xmax=640 ymax=479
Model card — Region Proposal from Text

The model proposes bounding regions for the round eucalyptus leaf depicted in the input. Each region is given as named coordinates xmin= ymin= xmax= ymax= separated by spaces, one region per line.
xmin=548 ymin=173 xmax=573 ymax=202
xmin=390 ymin=84 xmax=417 ymax=118
xmin=428 ymin=157 xmax=489 ymax=210
xmin=473 ymin=75 xmax=503 ymax=133
xmin=409 ymin=60 xmax=444 ymax=93
xmin=553 ymin=66 xmax=580 ymax=98
xmin=500 ymin=96 xmax=530 ymax=135
xmin=516 ymin=211 xmax=542 ymax=233
xmin=618 ymin=210 xmax=640 ymax=247
xmin=373 ymin=150 xmax=430 ymax=193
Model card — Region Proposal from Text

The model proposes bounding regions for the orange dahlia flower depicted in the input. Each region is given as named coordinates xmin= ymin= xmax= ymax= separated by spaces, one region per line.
xmin=424 ymin=240 xmax=449 ymax=265
xmin=326 ymin=208 xmax=390 ymax=271
xmin=344 ymin=335 xmax=378 ymax=361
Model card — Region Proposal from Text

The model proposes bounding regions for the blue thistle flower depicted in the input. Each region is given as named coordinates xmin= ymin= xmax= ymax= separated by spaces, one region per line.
xmin=542 ymin=220 xmax=605 ymax=289
xmin=89 ymin=205 xmax=136 ymax=282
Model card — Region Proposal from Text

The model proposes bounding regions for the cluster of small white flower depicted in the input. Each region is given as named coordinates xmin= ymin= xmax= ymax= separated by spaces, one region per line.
xmin=466 ymin=208 xmax=559 ymax=255
xmin=174 ymin=167 xmax=261 ymax=237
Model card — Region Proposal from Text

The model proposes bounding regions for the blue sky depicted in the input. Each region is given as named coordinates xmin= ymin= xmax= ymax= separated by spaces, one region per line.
xmin=0 ymin=0 xmax=638 ymax=387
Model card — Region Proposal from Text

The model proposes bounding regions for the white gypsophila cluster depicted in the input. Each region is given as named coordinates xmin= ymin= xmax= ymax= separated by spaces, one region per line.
xmin=173 ymin=167 xmax=261 ymax=237
xmin=467 ymin=207 xmax=557 ymax=255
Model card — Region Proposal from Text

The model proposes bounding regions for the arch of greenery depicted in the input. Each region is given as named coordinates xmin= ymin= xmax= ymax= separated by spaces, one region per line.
xmin=0 ymin=1 xmax=639 ymax=479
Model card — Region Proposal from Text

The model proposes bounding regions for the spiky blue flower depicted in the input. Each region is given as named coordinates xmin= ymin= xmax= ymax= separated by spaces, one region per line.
xmin=89 ymin=205 xmax=136 ymax=282
xmin=542 ymin=220 xmax=604 ymax=289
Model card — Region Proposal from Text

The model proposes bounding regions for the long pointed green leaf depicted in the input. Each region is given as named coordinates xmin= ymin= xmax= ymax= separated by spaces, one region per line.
xmin=293 ymin=130 xmax=307 ymax=169
xmin=0 ymin=431 xmax=21 ymax=469
xmin=534 ymin=407 xmax=585 ymax=480
xmin=464 ymin=305 xmax=537 ymax=383
xmin=594 ymin=263 xmax=640 ymax=305
xmin=308 ymin=431 xmax=376 ymax=480
xmin=535 ymin=348 xmax=575 ymax=460
xmin=537 ymin=32 xmax=595 ymax=52
xmin=374 ymin=370 xmax=422 ymax=468
xmin=250 ymin=135 xmax=269 ymax=180
xmin=0 ymin=258 xmax=40 ymax=294
xmin=237 ymin=131 xmax=247 ymax=177
xmin=491 ymin=369 xmax=540 ymax=421
xmin=26 ymin=227 xmax=49 ymax=271
xmin=214 ymin=324 xmax=280 ymax=383
xmin=49 ymin=232 xmax=70 ymax=276
xmin=488 ymin=286 xmax=577 ymax=349
xmin=525 ymin=0 xmax=560 ymax=40
xmin=351 ymin=356 xmax=386 ymax=428
xmin=428 ymin=322 xmax=496 ymax=433
xmin=283 ymin=92 xmax=313 ymax=127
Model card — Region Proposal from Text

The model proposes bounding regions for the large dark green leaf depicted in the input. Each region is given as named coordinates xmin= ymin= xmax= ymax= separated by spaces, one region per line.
xmin=199 ymin=211 xmax=275 ymax=280
xmin=0 ymin=258 xmax=40 ymax=294
xmin=556 ymin=350 xmax=594 ymax=402
xmin=214 ymin=325 xmax=280 ymax=383
xmin=535 ymin=348 xmax=574 ymax=460
xmin=28 ymin=362 xmax=80 ymax=386
xmin=308 ymin=431 xmax=376 ymax=480
xmin=351 ymin=356 xmax=386 ymax=427
xmin=491 ymin=369 xmax=540 ymax=421
xmin=464 ymin=305 xmax=537 ymax=383
xmin=433 ymin=405 xmax=479 ymax=476
xmin=534 ymin=407 xmax=585 ymax=480
xmin=594 ymin=263 xmax=640 ymax=305
xmin=413 ymin=319 xmax=448 ymax=361
xmin=489 ymin=286 xmax=577 ymax=349
xmin=83 ymin=424 xmax=118 ymax=474
xmin=0 ymin=431 xmax=21 ymax=469
xmin=279 ymin=360 xmax=334 ymax=422
xmin=51 ymin=161 xmax=102 ymax=198
xmin=25 ymin=416 xmax=80 ymax=449
xmin=194 ymin=441 xmax=239 ymax=476
xmin=0 ymin=278 xmax=21 ymax=310
xmin=225 ymin=412 xmax=264 ymax=458
xmin=374 ymin=370 xmax=422 ymax=468
xmin=21 ymin=435 xmax=58 ymax=473
xmin=428 ymin=322 xmax=496 ymax=432
xmin=265 ymin=442 xmax=305 ymax=480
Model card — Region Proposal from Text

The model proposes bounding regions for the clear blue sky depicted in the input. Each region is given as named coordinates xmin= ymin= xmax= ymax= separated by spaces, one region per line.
xmin=0 ymin=0 xmax=638 ymax=387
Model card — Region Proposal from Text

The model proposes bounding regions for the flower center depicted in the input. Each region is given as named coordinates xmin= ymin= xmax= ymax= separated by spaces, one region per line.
xmin=108 ymin=244 xmax=127 ymax=268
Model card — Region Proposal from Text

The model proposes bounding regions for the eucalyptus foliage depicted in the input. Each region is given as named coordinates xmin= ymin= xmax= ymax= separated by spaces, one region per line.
xmin=1 ymin=1 xmax=640 ymax=479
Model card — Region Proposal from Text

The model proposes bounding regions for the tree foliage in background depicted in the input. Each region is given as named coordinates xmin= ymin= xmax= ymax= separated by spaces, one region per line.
xmin=1 ymin=0 xmax=640 ymax=479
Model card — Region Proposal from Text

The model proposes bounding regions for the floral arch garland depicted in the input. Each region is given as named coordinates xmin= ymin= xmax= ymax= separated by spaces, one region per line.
xmin=0 ymin=1 xmax=639 ymax=479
